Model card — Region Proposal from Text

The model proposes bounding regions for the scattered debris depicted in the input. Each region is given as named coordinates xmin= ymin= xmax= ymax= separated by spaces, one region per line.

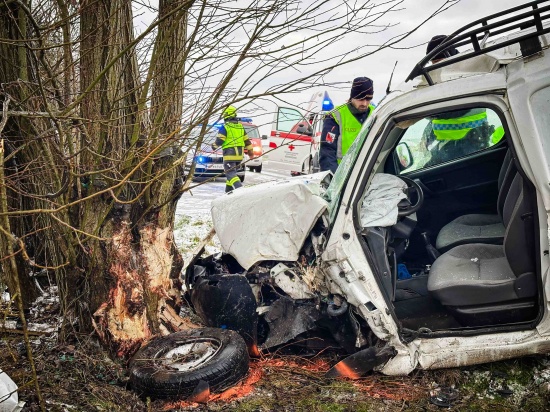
xmin=429 ymin=385 xmax=459 ymax=408
xmin=0 ymin=369 xmax=25 ymax=412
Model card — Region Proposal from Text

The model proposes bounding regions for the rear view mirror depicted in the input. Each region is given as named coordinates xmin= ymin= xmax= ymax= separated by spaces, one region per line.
xmin=261 ymin=134 xmax=268 ymax=140
xmin=395 ymin=142 xmax=413 ymax=170
xmin=296 ymin=123 xmax=313 ymax=136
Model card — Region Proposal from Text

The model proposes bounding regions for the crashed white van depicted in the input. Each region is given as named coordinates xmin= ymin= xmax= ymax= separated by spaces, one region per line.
xmin=192 ymin=2 xmax=550 ymax=378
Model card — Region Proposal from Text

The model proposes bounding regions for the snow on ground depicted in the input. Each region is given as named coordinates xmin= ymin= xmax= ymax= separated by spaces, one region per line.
xmin=174 ymin=167 xmax=288 ymax=262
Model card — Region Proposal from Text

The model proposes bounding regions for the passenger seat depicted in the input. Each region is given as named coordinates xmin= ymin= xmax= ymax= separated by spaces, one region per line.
xmin=435 ymin=150 xmax=515 ymax=252
xmin=428 ymin=172 xmax=536 ymax=308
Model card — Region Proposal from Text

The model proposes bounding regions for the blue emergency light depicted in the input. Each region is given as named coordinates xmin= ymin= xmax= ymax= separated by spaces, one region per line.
xmin=197 ymin=156 xmax=206 ymax=163
xmin=322 ymin=91 xmax=334 ymax=111
xmin=237 ymin=117 xmax=253 ymax=123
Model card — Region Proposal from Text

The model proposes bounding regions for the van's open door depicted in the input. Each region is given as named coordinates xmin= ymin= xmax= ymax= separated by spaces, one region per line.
xmin=269 ymin=107 xmax=314 ymax=173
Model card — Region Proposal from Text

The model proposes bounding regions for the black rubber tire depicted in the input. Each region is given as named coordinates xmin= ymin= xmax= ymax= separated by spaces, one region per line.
xmin=255 ymin=165 xmax=262 ymax=173
xmin=238 ymin=173 xmax=245 ymax=182
xmin=129 ymin=328 xmax=249 ymax=400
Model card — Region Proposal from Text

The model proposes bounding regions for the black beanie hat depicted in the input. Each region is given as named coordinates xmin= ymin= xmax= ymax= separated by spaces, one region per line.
xmin=350 ymin=77 xmax=374 ymax=100
xmin=426 ymin=35 xmax=459 ymax=61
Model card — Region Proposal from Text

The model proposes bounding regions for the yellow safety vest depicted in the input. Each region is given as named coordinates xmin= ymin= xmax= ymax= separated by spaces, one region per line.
xmin=432 ymin=109 xmax=488 ymax=141
xmin=332 ymin=103 xmax=375 ymax=162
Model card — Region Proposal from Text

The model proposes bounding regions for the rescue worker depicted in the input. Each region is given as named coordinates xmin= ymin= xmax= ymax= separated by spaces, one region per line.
xmin=422 ymin=35 xmax=496 ymax=166
xmin=212 ymin=106 xmax=254 ymax=193
xmin=319 ymin=77 xmax=375 ymax=174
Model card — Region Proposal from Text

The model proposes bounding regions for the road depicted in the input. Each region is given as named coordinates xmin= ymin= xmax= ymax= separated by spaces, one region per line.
xmin=175 ymin=164 xmax=289 ymax=219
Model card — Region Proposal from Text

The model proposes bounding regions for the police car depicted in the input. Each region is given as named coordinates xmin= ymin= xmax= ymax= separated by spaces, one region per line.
xmin=184 ymin=125 xmax=246 ymax=181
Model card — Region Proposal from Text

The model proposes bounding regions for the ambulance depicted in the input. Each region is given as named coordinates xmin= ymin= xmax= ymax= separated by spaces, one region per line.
xmin=267 ymin=92 xmax=334 ymax=175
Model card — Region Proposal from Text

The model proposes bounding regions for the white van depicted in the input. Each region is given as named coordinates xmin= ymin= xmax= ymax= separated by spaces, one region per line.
xmin=202 ymin=2 xmax=550 ymax=377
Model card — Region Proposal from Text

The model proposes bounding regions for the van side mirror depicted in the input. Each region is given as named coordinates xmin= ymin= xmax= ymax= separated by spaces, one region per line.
xmin=296 ymin=123 xmax=313 ymax=136
xmin=395 ymin=142 xmax=413 ymax=171
xmin=261 ymin=134 xmax=268 ymax=140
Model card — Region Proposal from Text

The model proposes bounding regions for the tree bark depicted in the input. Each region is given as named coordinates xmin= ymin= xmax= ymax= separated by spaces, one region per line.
xmin=79 ymin=0 xmax=185 ymax=356
xmin=0 ymin=1 xmax=40 ymax=307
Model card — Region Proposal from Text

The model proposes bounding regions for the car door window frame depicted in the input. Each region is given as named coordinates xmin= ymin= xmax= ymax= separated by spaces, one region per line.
xmin=393 ymin=106 xmax=507 ymax=175
xmin=350 ymin=101 xmax=513 ymax=235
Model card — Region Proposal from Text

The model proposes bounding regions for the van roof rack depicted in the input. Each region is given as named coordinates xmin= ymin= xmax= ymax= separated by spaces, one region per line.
xmin=406 ymin=0 xmax=550 ymax=85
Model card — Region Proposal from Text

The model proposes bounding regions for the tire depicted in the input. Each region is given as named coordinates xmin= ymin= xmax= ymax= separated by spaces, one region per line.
xmin=238 ymin=173 xmax=245 ymax=182
xmin=255 ymin=165 xmax=262 ymax=173
xmin=129 ymin=328 xmax=249 ymax=400
xmin=248 ymin=166 xmax=254 ymax=172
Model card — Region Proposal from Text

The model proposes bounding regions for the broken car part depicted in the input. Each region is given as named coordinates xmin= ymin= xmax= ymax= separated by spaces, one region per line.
xmin=325 ymin=346 xmax=396 ymax=379
xmin=190 ymin=273 xmax=259 ymax=355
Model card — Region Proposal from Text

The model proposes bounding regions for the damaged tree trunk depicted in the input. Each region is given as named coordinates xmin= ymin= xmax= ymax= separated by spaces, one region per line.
xmin=79 ymin=0 xmax=188 ymax=355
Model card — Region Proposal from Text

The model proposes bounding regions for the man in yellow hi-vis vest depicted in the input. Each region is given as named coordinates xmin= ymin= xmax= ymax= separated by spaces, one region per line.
xmin=212 ymin=106 xmax=254 ymax=193
xmin=320 ymin=77 xmax=375 ymax=174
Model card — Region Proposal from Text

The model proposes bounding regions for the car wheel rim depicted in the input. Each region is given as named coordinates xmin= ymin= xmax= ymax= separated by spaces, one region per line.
xmin=156 ymin=338 xmax=222 ymax=372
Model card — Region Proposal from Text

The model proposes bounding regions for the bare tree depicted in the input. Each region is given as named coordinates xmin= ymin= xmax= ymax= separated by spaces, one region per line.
xmin=0 ymin=0 xmax=456 ymax=357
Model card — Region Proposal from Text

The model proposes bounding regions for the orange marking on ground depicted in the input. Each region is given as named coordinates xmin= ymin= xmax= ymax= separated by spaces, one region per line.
xmin=161 ymin=355 xmax=333 ymax=409
xmin=211 ymin=365 xmax=264 ymax=401
xmin=188 ymin=387 xmax=210 ymax=404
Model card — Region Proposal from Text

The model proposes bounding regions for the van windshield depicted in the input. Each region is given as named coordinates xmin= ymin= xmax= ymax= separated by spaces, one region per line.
xmin=244 ymin=125 xmax=260 ymax=139
xmin=190 ymin=126 xmax=218 ymax=145
xmin=323 ymin=114 xmax=376 ymax=221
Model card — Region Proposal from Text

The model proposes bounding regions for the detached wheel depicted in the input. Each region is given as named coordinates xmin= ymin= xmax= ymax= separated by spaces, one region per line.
xmin=129 ymin=328 xmax=249 ymax=400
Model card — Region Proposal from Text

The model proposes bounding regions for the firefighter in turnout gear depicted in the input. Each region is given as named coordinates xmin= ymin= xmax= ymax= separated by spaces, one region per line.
xmin=213 ymin=106 xmax=254 ymax=193
xmin=320 ymin=77 xmax=375 ymax=174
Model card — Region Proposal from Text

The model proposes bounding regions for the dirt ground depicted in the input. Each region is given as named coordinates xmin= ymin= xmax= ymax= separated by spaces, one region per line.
xmin=2 ymin=289 xmax=550 ymax=412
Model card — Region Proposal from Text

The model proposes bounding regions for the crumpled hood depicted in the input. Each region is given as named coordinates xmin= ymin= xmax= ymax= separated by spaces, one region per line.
xmin=211 ymin=172 xmax=331 ymax=269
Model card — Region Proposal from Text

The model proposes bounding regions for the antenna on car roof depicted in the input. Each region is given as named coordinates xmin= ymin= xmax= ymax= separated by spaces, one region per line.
xmin=386 ymin=61 xmax=398 ymax=95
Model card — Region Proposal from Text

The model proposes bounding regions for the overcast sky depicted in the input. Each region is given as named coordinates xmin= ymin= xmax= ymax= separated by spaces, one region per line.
xmin=250 ymin=0 xmax=526 ymax=136
xmin=134 ymin=0 xmax=528 ymax=136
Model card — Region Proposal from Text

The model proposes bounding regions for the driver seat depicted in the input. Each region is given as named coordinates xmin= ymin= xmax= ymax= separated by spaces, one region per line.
xmin=427 ymin=173 xmax=536 ymax=319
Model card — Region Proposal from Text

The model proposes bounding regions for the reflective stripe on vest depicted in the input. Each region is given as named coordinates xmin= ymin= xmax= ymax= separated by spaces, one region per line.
xmin=432 ymin=109 xmax=488 ymax=141
xmin=222 ymin=146 xmax=244 ymax=161
xmin=332 ymin=104 xmax=374 ymax=162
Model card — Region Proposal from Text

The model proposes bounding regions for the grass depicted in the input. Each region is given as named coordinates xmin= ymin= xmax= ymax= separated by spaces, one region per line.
xmin=3 ymin=330 xmax=550 ymax=411
xmin=174 ymin=215 xmax=191 ymax=231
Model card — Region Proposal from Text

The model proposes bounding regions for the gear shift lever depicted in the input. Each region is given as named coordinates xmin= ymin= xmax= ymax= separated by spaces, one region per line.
xmin=421 ymin=232 xmax=440 ymax=263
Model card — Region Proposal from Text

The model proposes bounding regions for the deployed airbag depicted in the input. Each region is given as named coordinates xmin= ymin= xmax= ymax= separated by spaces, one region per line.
xmin=360 ymin=174 xmax=407 ymax=227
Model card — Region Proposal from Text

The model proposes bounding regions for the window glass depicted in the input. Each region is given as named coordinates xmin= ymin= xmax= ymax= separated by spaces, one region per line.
xmin=277 ymin=107 xmax=303 ymax=132
xmin=325 ymin=114 xmax=376 ymax=221
xmin=396 ymin=107 xmax=505 ymax=174
xmin=530 ymin=87 xmax=550 ymax=167
xmin=244 ymin=125 xmax=260 ymax=139
xmin=190 ymin=126 xmax=218 ymax=144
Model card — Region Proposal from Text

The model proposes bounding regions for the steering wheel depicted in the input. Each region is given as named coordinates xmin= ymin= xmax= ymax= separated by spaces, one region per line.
xmin=397 ymin=176 xmax=424 ymax=217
